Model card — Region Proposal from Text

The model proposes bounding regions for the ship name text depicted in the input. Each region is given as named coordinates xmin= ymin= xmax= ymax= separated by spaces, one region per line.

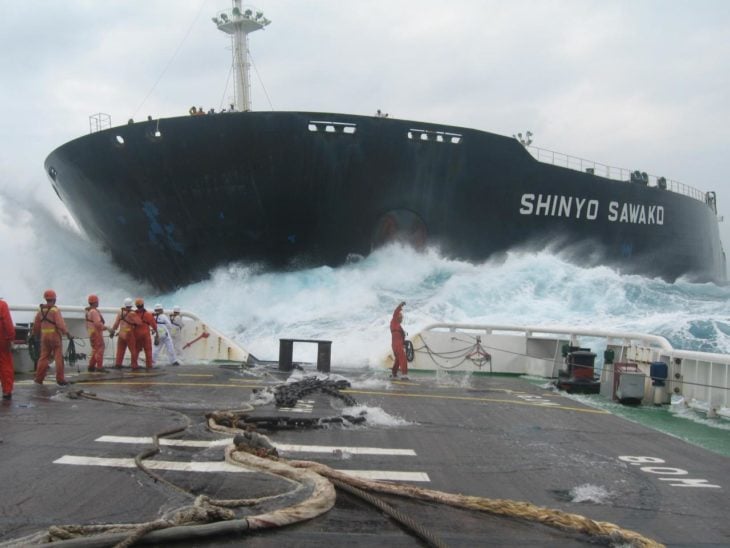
xmin=519 ymin=194 xmax=664 ymax=225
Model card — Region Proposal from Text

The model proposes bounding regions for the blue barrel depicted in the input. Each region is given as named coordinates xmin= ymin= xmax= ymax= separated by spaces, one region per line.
xmin=650 ymin=361 xmax=668 ymax=386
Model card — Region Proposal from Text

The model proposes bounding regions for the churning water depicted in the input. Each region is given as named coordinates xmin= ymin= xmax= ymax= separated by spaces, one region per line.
xmin=3 ymin=190 xmax=730 ymax=368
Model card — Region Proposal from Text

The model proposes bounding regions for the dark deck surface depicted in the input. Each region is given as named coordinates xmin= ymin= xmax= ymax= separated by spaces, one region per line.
xmin=0 ymin=364 xmax=727 ymax=547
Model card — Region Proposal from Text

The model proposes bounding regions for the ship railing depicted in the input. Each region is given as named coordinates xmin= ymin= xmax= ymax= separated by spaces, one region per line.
xmin=418 ymin=323 xmax=730 ymax=410
xmin=524 ymin=145 xmax=709 ymax=205
xmin=7 ymin=304 xmax=250 ymax=368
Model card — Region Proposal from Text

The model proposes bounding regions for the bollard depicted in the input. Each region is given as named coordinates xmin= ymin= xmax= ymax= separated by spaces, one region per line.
xmin=317 ymin=341 xmax=332 ymax=373
xmin=279 ymin=339 xmax=294 ymax=371
xmin=278 ymin=338 xmax=332 ymax=372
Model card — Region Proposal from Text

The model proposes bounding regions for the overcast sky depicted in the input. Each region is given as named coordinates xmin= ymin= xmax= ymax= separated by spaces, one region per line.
xmin=2 ymin=0 xmax=730 ymax=251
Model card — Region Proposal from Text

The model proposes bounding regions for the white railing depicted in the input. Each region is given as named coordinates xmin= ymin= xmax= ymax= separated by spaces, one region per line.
xmin=410 ymin=323 xmax=730 ymax=410
xmin=8 ymin=304 xmax=250 ymax=369
xmin=524 ymin=145 xmax=709 ymax=205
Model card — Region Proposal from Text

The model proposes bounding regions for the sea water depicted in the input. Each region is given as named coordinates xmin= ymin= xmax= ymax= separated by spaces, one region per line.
xmin=2 ymin=191 xmax=730 ymax=369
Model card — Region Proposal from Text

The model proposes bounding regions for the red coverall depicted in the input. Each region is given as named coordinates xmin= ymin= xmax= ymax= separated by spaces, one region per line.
xmin=390 ymin=303 xmax=407 ymax=377
xmin=132 ymin=308 xmax=157 ymax=369
xmin=112 ymin=308 xmax=141 ymax=367
xmin=33 ymin=304 xmax=70 ymax=384
xmin=0 ymin=299 xmax=15 ymax=396
xmin=85 ymin=306 xmax=107 ymax=370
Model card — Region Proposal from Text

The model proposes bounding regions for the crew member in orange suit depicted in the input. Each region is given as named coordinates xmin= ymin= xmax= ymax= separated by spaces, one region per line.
xmin=131 ymin=297 xmax=157 ymax=370
xmin=33 ymin=289 xmax=73 ymax=386
xmin=111 ymin=298 xmax=141 ymax=369
xmin=390 ymin=301 xmax=408 ymax=380
xmin=0 ymin=296 xmax=15 ymax=399
xmin=85 ymin=294 xmax=113 ymax=372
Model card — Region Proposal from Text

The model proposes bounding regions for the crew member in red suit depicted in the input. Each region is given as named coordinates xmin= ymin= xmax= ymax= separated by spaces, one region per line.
xmin=33 ymin=289 xmax=73 ymax=386
xmin=0 ymin=297 xmax=15 ymax=399
xmin=111 ymin=298 xmax=141 ymax=369
xmin=131 ymin=297 xmax=157 ymax=370
xmin=390 ymin=301 xmax=408 ymax=379
xmin=85 ymin=294 xmax=113 ymax=372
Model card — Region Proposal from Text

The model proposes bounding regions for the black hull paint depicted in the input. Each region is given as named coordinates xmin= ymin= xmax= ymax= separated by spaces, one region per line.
xmin=45 ymin=111 xmax=727 ymax=289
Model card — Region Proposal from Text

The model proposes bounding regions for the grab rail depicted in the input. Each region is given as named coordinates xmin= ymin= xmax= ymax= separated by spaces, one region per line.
xmin=524 ymin=145 xmax=709 ymax=205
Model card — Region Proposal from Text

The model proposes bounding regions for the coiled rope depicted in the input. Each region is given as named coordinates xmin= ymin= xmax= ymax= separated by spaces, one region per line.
xmin=0 ymin=391 xmax=338 ymax=548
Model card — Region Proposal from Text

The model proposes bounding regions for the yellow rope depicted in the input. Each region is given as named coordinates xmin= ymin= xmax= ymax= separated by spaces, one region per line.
xmin=224 ymin=441 xmax=664 ymax=548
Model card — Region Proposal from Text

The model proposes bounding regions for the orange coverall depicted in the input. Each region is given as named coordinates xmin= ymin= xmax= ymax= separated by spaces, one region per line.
xmin=132 ymin=308 xmax=157 ymax=369
xmin=0 ymin=298 xmax=15 ymax=396
xmin=112 ymin=308 xmax=141 ymax=367
xmin=33 ymin=304 xmax=70 ymax=384
xmin=85 ymin=306 xmax=107 ymax=370
xmin=390 ymin=303 xmax=407 ymax=377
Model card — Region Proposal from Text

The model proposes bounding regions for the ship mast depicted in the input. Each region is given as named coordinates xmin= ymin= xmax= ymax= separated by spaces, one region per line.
xmin=212 ymin=1 xmax=270 ymax=112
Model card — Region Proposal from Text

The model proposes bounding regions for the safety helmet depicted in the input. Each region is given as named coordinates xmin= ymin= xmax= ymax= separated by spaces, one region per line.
xmin=123 ymin=298 xmax=133 ymax=308
xmin=134 ymin=297 xmax=144 ymax=307
xmin=154 ymin=303 xmax=163 ymax=311
xmin=43 ymin=289 xmax=57 ymax=301
xmin=173 ymin=305 xmax=181 ymax=313
xmin=88 ymin=294 xmax=99 ymax=305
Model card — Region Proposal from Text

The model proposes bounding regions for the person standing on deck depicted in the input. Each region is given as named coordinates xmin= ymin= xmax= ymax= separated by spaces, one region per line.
xmin=33 ymin=289 xmax=73 ymax=386
xmin=85 ymin=294 xmax=113 ymax=372
xmin=152 ymin=304 xmax=179 ymax=366
xmin=169 ymin=305 xmax=184 ymax=362
xmin=131 ymin=298 xmax=157 ymax=370
xmin=111 ymin=298 xmax=141 ymax=369
xmin=390 ymin=301 xmax=408 ymax=380
xmin=0 ymin=297 xmax=15 ymax=399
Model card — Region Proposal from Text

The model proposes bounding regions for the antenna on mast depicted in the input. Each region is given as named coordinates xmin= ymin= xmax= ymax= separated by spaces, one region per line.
xmin=212 ymin=2 xmax=270 ymax=112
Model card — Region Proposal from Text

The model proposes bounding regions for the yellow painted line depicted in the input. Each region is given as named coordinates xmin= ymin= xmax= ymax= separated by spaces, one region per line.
xmin=343 ymin=389 xmax=610 ymax=414
xmin=71 ymin=381 xmax=266 ymax=389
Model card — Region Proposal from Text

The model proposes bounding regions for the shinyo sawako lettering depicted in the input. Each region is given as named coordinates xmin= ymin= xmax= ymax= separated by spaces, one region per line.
xmin=519 ymin=194 xmax=664 ymax=225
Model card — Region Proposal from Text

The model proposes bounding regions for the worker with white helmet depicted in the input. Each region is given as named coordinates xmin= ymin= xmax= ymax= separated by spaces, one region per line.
xmin=152 ymin=304 xmax=179 ymax=366
xmin=169 ymin=305 xmax=184 ymax=362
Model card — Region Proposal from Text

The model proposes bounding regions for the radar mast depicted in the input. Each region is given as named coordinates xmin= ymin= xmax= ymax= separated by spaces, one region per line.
xmin=212 ymin=1 xmax=270 ymax=112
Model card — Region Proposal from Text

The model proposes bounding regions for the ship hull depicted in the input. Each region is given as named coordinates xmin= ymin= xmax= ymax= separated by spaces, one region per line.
xmin=45 ymin=111 xmax=727 ymax=289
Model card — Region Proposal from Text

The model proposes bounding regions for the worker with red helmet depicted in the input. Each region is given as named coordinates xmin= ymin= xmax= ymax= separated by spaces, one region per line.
xmin=0 ymin=296 xmax=15 ymax=399
xmin=110 ymin=298 xmax=141 ymax=369
xmin=33 ymin=289 xmax=73 ymax=386
xmin=85 ymin=294 xmax=113 ymax=372
xmin=390 ymin=301 xmax=408 ymax=380
xmin=131 ymin=297 xmax=157 ymax=370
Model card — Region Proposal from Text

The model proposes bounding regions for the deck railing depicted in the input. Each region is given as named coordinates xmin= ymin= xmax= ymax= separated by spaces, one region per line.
xmin=525 ymin=145 xmax=709 ymax=205
xmin=421 ymin=323 xmax=730 ymax=410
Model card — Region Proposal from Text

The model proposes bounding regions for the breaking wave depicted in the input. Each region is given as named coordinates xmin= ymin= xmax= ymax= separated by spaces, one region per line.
xmin=2 ymin=186 xmax=730 ymax=368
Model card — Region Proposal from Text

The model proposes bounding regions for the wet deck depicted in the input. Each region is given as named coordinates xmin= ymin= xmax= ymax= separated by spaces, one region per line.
xmin=0 ymin=364 xmax=727 ymax=547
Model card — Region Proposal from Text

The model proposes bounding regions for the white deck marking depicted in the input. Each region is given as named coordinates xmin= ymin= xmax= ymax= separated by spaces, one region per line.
xmin=55 ymin=455 xmax=246 ymax=473
xmin=96 ymin=435 xmax=417 ymax=456
xmin=54 ymin=455 xmax=429 ymax=481
xmin=339 ymin=471 xmax=430 ymax=482
xmin=277 ymin=399 xmax=315 ymax=413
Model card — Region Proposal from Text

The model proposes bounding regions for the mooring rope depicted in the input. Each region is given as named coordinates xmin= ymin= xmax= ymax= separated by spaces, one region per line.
xmin=1 ymin=382 xmax=666 ymax=548
xmin=280 ymin=457 xmax=664 ymax=548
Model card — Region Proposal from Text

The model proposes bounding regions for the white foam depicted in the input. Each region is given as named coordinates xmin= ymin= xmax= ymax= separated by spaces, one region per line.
xmin=569 ymin=483 xmax=613 ymax=504
xmin=4 ymin=189 xmax=730 ymax=366
xmin=343 ymin=404 xmax=414 ymax=427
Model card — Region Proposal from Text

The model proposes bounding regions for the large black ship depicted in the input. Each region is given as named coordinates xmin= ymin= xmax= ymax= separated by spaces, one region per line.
xmin=44 ymin=3 xmax=727 ymax=290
